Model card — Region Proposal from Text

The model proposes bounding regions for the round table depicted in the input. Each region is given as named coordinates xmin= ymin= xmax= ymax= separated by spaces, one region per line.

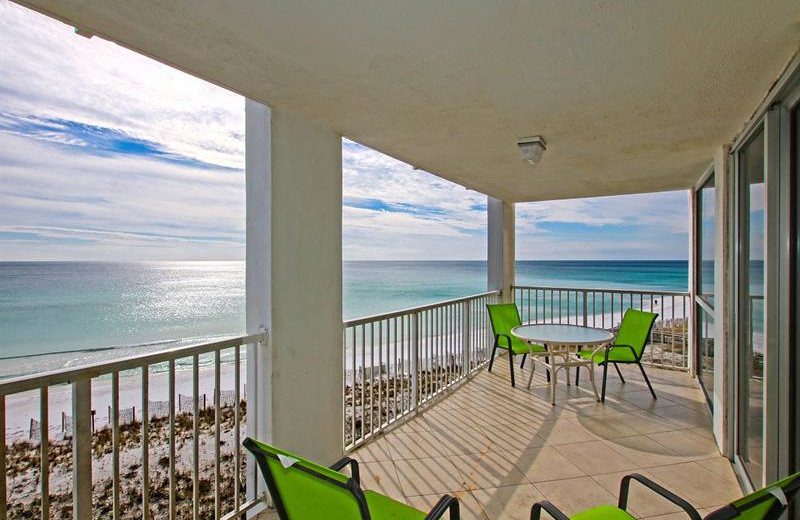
xmin=511 ymin=324 xmax=614 ymax=405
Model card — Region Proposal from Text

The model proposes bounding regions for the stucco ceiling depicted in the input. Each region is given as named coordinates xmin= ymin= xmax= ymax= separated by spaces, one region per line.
xmin=14 ymin=0 xmax=800 ymax=201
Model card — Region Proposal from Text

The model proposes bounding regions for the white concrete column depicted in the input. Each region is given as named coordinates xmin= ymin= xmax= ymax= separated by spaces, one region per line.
xmin=487 ymin=196 xmax=515 ymax=302
xmin=713 ymin=145 xmax=733 ymax=456
xmin=246 ymin=101 xmax=343 ymax=477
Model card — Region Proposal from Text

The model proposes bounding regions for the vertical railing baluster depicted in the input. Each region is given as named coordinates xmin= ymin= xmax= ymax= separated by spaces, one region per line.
xmin=214 ymin=350 xmax=221 ymax=520
xmin=72 ymin=378 xmax=92 ymax=520
xmin=393 ymin=317 xmax=398 ymax=421
xmin=168 ymin=361 xmax=176 ymax=520
xmin=192 ymin=354 xmax=200 ymax=520
xmin=360 ymin=325 xmax=366 ymax=441
xmin=463 ymin=301 xmax=470 ymax=376
xmin=411 ymin=312 xmax=419 ymax=411
xmin=0 ymin=395 xmax=5 ymax=520
xmin=351 ymin=327 xmax=356 ymax=443
xmin=378 ymin=320 xmax=383 ymax=431
xmin=582 ymin=290 xmax=588 ymax=326
xmin=368 ymin=322 xmax=376 ymax=433
xmin=602 ymin=293 xmax=606 ymax=328
xmin=672 ymin=295 xmax=677 ymax=368
xmin=112 ymin=371 xmax=121 ymax=520
xmin=40 ymin=387 xmax=49 ymax=520
xmin=234 ymin=346 xmax=241 ymax=511
xmin=142 ymin=366 xmax=150 ymax=520
xmin=400 ymin=316 xmax=405 ymax=416
xmin=683 ymin=295 xmax=688 ymax=369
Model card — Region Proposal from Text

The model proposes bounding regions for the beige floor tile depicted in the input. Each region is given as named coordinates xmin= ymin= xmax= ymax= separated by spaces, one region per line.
xmin=694 ymin=457 xmax=737 ymax=479
xmin=394 ymin=456 xmax=466 ymax=496
xmin=612 ymin=410 xmax=682 ymax=435
xmin=389 ymin=414 xmax=433 ymax=434
xmin=472 ymin=484 xmax=544 ymax=520
xmin=255 ymin=508 xmax=278 ymax=520
xmin=618 ymin=390 xmax=679 ymax=411
xmin=406 ymin=490 xmax=488 ymax=520
xmin=386 ymin=430 xmax=452 ymax=460
xmin=646 ymin=461 xmax=742 ymax=508
xmin=478 ymin=421 xmax=547 ymax=454
xmin=651 ymin=405 xmax=712 ymax=430
xmin=424 ymin=406 xmax=486 ymax=431
xmin=511 ymin=445 xmax=586 ymax=483
xmin=537 ymin=418 xmax=601 ymax=445
xmin=534 ymin=476 xmax=617 ymax=516
xmin=452 ymin=450 xmax=529 ymax=490
xmin=433 ymin=427 xmax=495 ymax=456
xmin=574 ymin=413 xmax=642 ymax=440
xmin=554 ymin=440 xmax=640 ymax=475
xmin=352 ymin=436 xmax=392 ymax=462
xmin=591 ymin=470 xmax=682 ymax=518
xmin=647 ymin=429 xmax=721 ymax=460
xmin=359 ymin=460 xmax=405 ymax=501
xmin=566 ymin=397 xmax=642 ymax=417
xmin=602 ymin=435 xmax=689 ymax=468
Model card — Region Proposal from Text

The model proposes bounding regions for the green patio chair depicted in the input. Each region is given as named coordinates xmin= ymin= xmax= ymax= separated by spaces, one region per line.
xmin=530 ymin=471 xmax=800 ymax=520
xmin=574 ymin=308 xmax=658 ymax=402
xmin=487 ymin=303 xmax=548 ymax=387
xmin=243 ymin=437 xmax=460 ymax=519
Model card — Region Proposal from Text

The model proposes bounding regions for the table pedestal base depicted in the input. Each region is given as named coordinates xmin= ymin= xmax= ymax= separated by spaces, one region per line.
xmin=525 ymin=349 xmax=600 ymax=405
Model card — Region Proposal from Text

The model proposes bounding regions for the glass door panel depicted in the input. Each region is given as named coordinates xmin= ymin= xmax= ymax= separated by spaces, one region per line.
xmin=697 ymin=304 xmax=715 ymax=401
xmin=737 ymin=127 xmax=766 ymax=487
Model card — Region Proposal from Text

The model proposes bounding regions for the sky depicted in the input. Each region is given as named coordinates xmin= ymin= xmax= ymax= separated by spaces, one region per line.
xmin=0 ymin=1 xmax=689 ymax=262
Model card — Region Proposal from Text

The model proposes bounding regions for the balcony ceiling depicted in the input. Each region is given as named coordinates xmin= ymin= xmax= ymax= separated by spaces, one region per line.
xmin=15 ymin=0 xmax=800 ymax=201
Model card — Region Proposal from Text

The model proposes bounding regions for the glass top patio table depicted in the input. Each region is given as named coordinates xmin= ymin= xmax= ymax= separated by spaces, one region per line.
xmin=511 ymin=324 xmax=614 ymax=346
xmin=511 ymin=324 xmax=615 ymax=405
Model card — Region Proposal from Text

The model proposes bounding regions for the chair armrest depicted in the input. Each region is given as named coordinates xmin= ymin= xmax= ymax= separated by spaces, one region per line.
xmin=496 ymin=333 xmax=513 ymax=348
xmin=530 ymin=500 xmax=570 ymax=520
xmin=329 ymin=456 xmax=360 ymax=485
xmin=423 ymin=494 xmax=460 ymax=520
xmin=619 ymin=473 xmax=701 ymax=520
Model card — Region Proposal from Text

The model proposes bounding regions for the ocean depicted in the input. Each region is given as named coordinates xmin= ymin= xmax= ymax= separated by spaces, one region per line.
xmin=0 ymin=260 xmax=688 ymax=378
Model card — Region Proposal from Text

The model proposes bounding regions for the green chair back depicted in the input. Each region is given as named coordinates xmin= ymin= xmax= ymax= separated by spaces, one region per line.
xmin=243 ymin=438 xmax=367 ymax=519
xmin=615 ymin=309 xmax=658 ymax=359
xmin=705 ymin=472 xmax=800 ymax=520
xmin=487 ymin=303 xmax=522 ymax=339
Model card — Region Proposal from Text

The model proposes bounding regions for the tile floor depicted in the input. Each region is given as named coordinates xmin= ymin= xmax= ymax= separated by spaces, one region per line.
xmin=260 ymin=358 xmax=742 ymax=519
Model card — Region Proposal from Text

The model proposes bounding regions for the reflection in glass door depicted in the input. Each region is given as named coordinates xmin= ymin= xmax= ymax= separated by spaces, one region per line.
xmin=737 ymin=127 xmax=766 ymax=487
xmin=696 ymin=173 xmax=716 ymax=404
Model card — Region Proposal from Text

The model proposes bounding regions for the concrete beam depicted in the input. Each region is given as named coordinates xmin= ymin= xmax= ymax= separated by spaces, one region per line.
xmin=246 ymin=100 xmax=343 ymax=477
xmin=487 ymin=196 xmax=515 ymax=302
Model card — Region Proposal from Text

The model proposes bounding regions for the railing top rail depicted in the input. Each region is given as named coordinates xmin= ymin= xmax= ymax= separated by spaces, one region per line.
xmin=511 ymin=285 xmax=689 ymax=297
xmin=0 ymin=332 xmax=265 ymax=396
xmin=344 ymin=290 xmax=500 ymax=327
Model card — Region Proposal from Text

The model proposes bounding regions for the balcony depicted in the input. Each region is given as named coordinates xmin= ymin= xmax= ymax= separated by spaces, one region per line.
xmin=2 ymin=284 xmax=738 ymax=519
xmin=340 ymin=362 xmax=739 ymax=520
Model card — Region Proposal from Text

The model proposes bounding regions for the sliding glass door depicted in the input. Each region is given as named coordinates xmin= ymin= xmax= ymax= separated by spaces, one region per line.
xmin=695 ymin=171 xmax=716 ymax=405
xmin=736 ymin=126 xmax=766 ymax=487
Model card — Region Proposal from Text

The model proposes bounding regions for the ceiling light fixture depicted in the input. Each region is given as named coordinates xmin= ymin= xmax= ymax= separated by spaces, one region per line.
xmin=517 ymin=136 xmax=546 ymax=165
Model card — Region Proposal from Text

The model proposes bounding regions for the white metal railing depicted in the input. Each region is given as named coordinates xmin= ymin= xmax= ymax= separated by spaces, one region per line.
xmin=0 ymin=333 xmax=267 ymax=520
xmin=512 ymin=285 xmax=691 ymax=370
xmin=343 ymin=291 xmax=500 ymax=450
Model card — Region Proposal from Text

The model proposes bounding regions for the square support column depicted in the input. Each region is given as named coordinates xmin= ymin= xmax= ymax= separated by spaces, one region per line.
xmin=246 ymin=101 xmax=343 ymax=489
xmin=488 ymin=196 xmax=515 ymax=302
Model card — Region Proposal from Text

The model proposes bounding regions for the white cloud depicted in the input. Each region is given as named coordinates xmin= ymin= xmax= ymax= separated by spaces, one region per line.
xmin=0 ymin=1 xmax=689 ymax=262
xmin=0 ymin=0 xmax=244 ymax=169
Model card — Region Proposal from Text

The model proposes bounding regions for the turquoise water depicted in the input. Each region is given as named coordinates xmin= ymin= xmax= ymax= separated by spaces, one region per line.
xmin=0 ymin=260 xmax=687 ymax=376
